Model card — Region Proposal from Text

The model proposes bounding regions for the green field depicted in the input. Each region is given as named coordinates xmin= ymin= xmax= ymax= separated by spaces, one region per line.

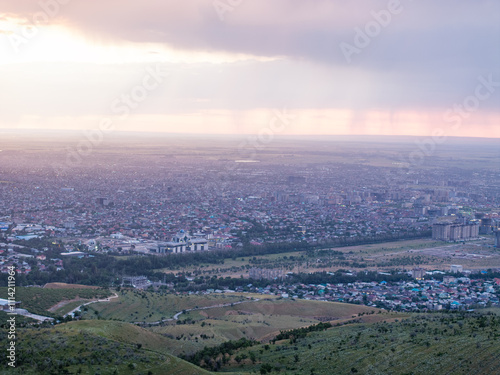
xmin=347 ymin=239 xmax=444 ymax=255
xmin=157 ymin=239 xmax=449 ymax=278
xmin=53 ymin=299 xmax=96 ymax=316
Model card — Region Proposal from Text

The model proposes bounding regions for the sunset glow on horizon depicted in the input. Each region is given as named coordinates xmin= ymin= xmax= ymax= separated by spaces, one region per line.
xmin=0 ymin=0 xmax=499 ymax=138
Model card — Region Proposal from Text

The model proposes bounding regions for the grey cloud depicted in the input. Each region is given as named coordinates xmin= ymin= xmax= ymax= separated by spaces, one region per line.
xmin=2 ymin=0 xmax=498 ymax=70
xmin=0 ymin=0 xmax=498 ymax=120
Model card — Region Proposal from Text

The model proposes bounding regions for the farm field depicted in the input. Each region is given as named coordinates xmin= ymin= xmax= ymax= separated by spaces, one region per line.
xmin=199 ymin=299 xmax=380 ymax=320
xmin=51 ymin=299 xmax=96 ymax=316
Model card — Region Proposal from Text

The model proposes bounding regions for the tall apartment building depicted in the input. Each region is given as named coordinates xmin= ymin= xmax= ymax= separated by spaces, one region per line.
xmin=432 ymin=222 xmax=479 ymax=241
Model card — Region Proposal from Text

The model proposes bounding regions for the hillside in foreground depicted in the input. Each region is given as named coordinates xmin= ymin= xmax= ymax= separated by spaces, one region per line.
xmin=0 ymin=320 xmax=218 ymax=375
xmin=3 ymin=287 xmax=500 ymax=374
xmin=207 ymin=309 xmax=500 ymax=375
xmin=84 ymin=291 xmax=382 ymax=356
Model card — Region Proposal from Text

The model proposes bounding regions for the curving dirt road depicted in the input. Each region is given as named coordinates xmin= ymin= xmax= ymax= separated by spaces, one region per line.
xmin=64 ymin=293 xmax=119 ymax=318
xmin=134 ymin=297 xmax=261 ymax=325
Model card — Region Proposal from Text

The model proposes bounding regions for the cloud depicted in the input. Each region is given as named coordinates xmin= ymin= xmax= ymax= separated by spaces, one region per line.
xmin=2 ymin=1 xmax=499 ymax=69
xmin=0 ymin=0 xmax=498 ymax=136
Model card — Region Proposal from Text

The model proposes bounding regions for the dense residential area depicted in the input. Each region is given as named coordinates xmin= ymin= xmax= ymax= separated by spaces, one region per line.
xmin=234 ymin=275 xmax=500 ymax=312
xmin=1 ymin=144 xmax=499 ymax=253
xmin=1 ymin=1 xmax=500 ymax=373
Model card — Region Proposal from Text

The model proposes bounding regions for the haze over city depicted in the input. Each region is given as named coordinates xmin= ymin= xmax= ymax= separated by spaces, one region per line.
xmin=1 ymin=2 xmax=500 ymax=375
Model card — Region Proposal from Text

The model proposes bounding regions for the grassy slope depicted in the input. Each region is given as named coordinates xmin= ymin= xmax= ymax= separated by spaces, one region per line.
xmin=0 ymin=287 xmax=111 ymax=316
xmin=149 ymin=299 xmax=381 ymax=356
xmin=85 ymin=292 xmax=382 ymax=356
xmin=0 ymin=311 xmax=37 ymax=326
xmin=44 ymin=282 xmax=99 ymax=289
xmin=87 ymin=290 xmax=246 ymax=322
xmin=0 ymin=319 xmax=241 ymax=375
xmin=61 ymin=319 xmax=177 ymax=355
xmin=199 ymin=299 xmax=380 ymax=319
xmin=217 ymin=310 xmax=500 ymax=375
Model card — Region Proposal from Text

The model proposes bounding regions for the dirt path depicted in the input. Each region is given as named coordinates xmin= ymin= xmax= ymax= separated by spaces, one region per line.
xmin=64 ymin=293 xmax=119 ymax=317
xmin=48 ymin=298 xmax=89 ymax=313
xmin=134 ymin=298 xmax=261 ymax=325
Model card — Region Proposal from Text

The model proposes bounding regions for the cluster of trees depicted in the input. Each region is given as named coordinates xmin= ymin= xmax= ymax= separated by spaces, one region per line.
xmin=236 ymin=229 xmax=431 ymax=258
xmin=185 ymin=337 xmax=257 ymax=371
xmin=185 ymin=322 xmax=334 ymax=371
xmin=0 ymin=228 xmax=431 ymax=287
xmin=376 ymin=255 xmax=429 ymax=267
xmin=0 ymin=252 xmax=187 ymax=287
xmin=289 ymin=270 xmax=412 ymax=285
xmin=424 ymin=269 xmax=500 ymax=282
xmin=177 ymin=275 xmax=270 ymax=293
xmin=468 ymin=270 xmax=500 ymax=280
xmin=272 ymin=322 xmax=332 ymax=343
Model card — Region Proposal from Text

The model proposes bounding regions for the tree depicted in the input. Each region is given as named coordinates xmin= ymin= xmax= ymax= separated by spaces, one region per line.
xmin=260 ymin=363 xmax=273 ymax=374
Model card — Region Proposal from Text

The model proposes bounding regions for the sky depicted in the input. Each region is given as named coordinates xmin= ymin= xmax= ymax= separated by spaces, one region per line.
xmin=0 ymin=0 xmax=499 ymax=137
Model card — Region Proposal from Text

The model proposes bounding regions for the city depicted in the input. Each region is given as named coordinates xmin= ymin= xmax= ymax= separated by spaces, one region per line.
xmin=1 ymin=0 xmax=500 ymax=374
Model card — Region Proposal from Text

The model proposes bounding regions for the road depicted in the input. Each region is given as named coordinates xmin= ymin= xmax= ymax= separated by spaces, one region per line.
xmin=13 ymin=308 xmax=54 ymax=322
xmin=62 ymin=291 xmax=264 ymax=326
xmin=135 ymin=297 xmax=261 ymax=325
xmin=64 ymin=293 xmax=119 ymax=318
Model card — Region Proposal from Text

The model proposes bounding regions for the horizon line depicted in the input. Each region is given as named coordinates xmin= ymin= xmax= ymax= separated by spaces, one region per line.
xmin=1 ymin=128 xmax=500 ymax=142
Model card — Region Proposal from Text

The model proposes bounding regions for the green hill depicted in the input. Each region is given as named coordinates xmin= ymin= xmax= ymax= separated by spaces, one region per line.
xmin=0 ymin=321 xmax=208 ymax=375
xmin=0 ymin=318 xmax=251 ymax=375
xmin=193 ymin=309 xmax=500 ymax=374
xmin=60 ymin=319 xmax=179 ymax=356
xmin=148 ymin=297 xmax=383 ymax=356
xmin=7 ymin=288 xmax=500 ymax=375
xmin=86 ymin=289 xmax=245 ymax=323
